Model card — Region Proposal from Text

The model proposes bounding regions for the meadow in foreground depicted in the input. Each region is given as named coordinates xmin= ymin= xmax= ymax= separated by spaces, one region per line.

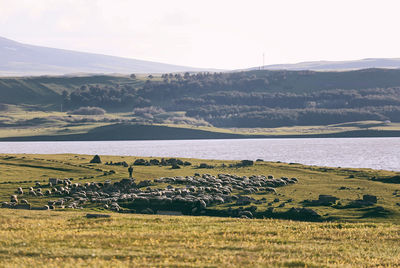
xmin=0 ymin=209 xmax=399 ymax=267
xmin=0 ymin=154 xmax=400 ymax=267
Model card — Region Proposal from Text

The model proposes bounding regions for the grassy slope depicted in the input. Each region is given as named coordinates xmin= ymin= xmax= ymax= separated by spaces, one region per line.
xmin=0 ymin=154 xmax=400 ymax=267
xmin=0 ymin=75 xmax=143 ymax=107
xmin=250 ymin=68 xmax=400 ymax=93
xmin=2 ymin=121 xmax=400 ymax=141
xmin=3 ymin=69 xmax=400 ymax=106
xmin=2 ymin=70 xmax=400 ymax=140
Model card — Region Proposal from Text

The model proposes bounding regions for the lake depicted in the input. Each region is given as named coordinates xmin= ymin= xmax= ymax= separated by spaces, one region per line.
xmin=0 ymin=137 xmax=399 ymax=171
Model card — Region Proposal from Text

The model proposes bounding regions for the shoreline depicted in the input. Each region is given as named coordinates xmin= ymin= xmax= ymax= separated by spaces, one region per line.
xmin=1 ymin=123 xmax=400 ymax=141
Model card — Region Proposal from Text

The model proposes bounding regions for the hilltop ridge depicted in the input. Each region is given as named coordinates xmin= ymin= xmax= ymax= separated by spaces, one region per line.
xmin=0 ymin=36 xmax=213 ymax=76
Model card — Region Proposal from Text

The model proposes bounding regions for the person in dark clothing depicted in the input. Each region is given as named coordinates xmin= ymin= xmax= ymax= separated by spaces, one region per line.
xmin=128 ymin=166 xmax=133 ymax=178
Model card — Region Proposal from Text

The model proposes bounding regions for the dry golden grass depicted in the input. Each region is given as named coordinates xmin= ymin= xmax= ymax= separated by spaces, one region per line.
xmin=0 ymin=209 xmax=399 ymax=267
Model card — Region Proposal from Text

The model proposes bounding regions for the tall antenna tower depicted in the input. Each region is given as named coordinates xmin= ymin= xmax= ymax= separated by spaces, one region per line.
xmin=262 ymin=53 xmax=265 ymax=70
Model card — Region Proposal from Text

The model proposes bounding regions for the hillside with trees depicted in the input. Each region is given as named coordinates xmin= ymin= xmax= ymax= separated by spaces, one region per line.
xmin=2 ymin=68 xmax=400 ymax=128
xmin=60 ymin=69 xmax=400 ymax=127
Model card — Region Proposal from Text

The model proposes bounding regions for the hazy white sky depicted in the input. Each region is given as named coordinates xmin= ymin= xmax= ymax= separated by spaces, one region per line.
xmin=1 ymin=0 xmax=399 ymax=69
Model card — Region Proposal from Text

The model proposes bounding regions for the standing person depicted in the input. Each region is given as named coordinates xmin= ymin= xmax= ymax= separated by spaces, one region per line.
xmin=128 ymin=165 xmax=133 ymax=178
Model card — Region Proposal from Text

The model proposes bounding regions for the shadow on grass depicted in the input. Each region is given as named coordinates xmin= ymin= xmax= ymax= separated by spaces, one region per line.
xmin=359 ymin=206 xmax=392 ymax=218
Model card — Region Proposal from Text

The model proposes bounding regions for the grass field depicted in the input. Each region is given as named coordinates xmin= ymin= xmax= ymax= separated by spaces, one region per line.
xmin=1 ymin=104 xmax=400 ymax=141
xmin=0 ymin=154 xmax=400 ymax=267
xmin=1 ymin=209 xmax=400 ymax=267
xmin=1 ymin=153 xmax=399 ymax=220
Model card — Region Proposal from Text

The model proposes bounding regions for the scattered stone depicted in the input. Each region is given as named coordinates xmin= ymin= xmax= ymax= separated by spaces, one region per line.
xmin=287 ymin=207 xmax=321 ymax=219
xmin=90 ymin=155 xmax=102 ymax=164
xmin=363 ymin=194 xmax=377 ymax=204
xmin=198 ymin=163 xmax=214 ymax=169
xmin=86 ymin=214 xmax=111 ymax=219
xmin=171 ymin=164 xmax=181 ymax=169
xmin=318 ymin=195 xmax=339 ymax=205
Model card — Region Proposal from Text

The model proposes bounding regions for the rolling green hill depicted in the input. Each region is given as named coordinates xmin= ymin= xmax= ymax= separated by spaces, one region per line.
xmin=2 ymin=68 xmax=400 ymax=106
xmin=0 ymin=75 xmax=143 ymax=108
xmin=2 ymin=69 xmax=400 ymax=132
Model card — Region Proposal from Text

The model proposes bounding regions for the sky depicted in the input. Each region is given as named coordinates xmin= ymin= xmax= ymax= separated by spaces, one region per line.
xmin=1 ymin=0 xmax=400 ymax=69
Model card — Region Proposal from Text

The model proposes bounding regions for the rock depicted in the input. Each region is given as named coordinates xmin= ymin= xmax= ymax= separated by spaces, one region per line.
xmin=287 ymin=207 xmax=321 ymax=219
xmin=90 ymin=155 xmax=102 ymax=164
xmin=171 ymin=164 xmax=181 ymax=169
xmin=86 ymin=214 xmax=111 ymax=218
xmin=198 ymin=163 xmax=214 ymax=169
xmin=363 ymin=195 xmax=377 ymax=204
xmin=318 ymin=195 xmax=339 ymax=205
xmin=240 ymin=160 xmax=254 ymax=167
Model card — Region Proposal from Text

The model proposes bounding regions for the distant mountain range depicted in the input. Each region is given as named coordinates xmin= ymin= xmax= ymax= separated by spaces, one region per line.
xmin=2 ymin=35 xmax=400 ymax=76
xmin=0 ymin=36 xmax=212 ymax=76
xmin=249 ymin=58 xmax=400 ymax=71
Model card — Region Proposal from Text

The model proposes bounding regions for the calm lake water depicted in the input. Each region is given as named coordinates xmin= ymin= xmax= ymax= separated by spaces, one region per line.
xmin=0 ymin=138 xmax=399 ymax=171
